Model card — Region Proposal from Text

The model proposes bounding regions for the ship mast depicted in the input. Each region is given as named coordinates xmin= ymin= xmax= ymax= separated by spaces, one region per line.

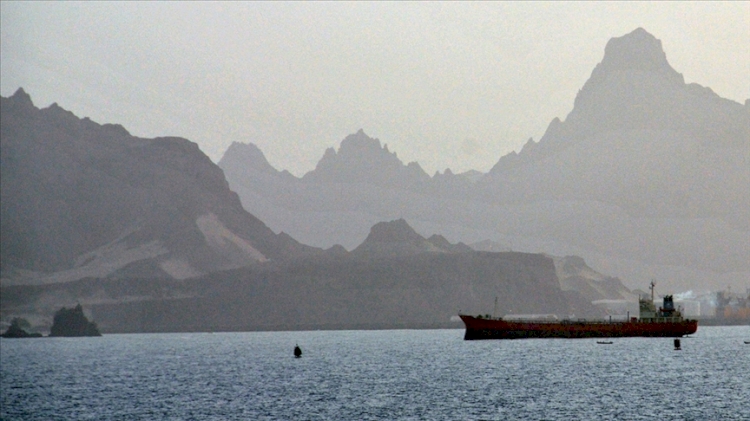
xmin=649 ymin=280 xmax=656 ymax=302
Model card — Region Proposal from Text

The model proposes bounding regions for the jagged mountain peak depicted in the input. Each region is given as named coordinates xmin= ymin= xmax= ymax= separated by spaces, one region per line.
xmin=303 ymin=130 xmax=429 ymax=185
xmin=352 ymin=219 xmax=431 ymax=257
xmin=352 ymin=219 xmax=472 ymax=257
xmin=333 ymin=129 xmax=401 ymax=165
xmin=598 ymin=28 xmax=675 ymax=75
xmin=486 ymin=27 xmax=748 ymax=173
xmin=2 ymin=88 xmax=40 ymax=120
xmin=9 ymin=87 xmax=33 ymax=107
xmin=219 ymin=141 xmax=279 ymax=176
xmin=364 ymin=219 xmax=424 ymax=244
xmin=225 ymin=141 xmax=266 ymax=161
xmin=338 ymin=129 xmax=384 ymax=154
xmin=572 ymin=28 xmax=684 ymax=112
xmin=426 ymin=234 xmax=474 ymax=253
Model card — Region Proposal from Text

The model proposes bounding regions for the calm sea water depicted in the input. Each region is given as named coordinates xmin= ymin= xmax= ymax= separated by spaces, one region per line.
xmin=1 ymin=326 xmax=749 ymax=420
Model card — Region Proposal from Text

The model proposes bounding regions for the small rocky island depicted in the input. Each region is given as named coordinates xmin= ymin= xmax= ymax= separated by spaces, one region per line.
xmin=1 ymin=305 xmax=102 ymax=338
xmin=49 ymin=304 xmax=102 ymax=337
xmin=0 ymin=317 xmax=43 ymax=338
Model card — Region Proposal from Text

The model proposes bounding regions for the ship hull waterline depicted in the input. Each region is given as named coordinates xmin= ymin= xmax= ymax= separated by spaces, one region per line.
xmin=459 ymin=315 xmax=698 ymax=340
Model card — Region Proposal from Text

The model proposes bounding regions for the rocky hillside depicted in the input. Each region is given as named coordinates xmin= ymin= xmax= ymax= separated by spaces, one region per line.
xmin=0 ymin=89 xmax=316 ymax=285
xmin=470 ymin=242 xmax=633 ymax=302
xmin=550 ymin=255 xmax=633 ymax=302
xmin=1 ymin=219 xmax=603 ymax=332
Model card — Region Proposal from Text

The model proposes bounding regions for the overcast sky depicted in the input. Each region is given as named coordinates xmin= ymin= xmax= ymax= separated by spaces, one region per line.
xmin=2 ymin=2 xmax=748 ymax=176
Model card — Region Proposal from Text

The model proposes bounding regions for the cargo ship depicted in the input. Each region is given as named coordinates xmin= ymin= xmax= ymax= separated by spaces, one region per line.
xmin=460 ymin=284 xmax=697 ymax=340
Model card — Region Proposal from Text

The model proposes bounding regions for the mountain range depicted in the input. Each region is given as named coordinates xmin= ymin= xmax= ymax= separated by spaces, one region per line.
xmin=3 ymin=27 xmax=741 ymax=332
xmin=1 ymin=90 xmax=623 ymax=332
xmin=219 ymin=28 xmax=749 ymax=293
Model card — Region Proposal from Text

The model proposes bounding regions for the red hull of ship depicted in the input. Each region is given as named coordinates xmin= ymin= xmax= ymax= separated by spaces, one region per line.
xmin=459 ymin=315 xmax=698 ymax=340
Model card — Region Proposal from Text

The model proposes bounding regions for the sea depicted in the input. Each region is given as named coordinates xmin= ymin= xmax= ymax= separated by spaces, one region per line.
xmin=1 ymin=326 xmax=749 ymax=421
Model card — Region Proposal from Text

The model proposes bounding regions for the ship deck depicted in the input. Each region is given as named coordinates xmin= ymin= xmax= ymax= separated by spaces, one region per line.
xmin=459 ymin=315 xmax=698 ymax=340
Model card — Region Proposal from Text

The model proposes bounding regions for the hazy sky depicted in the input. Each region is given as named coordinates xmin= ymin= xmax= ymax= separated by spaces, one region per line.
xmin=2 ymin=2 xmax=748 ymax=176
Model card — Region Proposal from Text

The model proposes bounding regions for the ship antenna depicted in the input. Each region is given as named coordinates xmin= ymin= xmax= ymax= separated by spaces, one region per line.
xmin=493 ymin=296 xmax=498 ymax=319
xmin=650 ymin=280 xmax=656 ymax=302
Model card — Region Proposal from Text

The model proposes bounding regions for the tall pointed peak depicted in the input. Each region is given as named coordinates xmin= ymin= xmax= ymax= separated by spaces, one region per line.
xmin=353 ymin=219 xmax=469 ymax=256
xmin=338 ymin=129 xmax=381 ymax=153
xmin=367 ymin=218 xmax=421 ymax=241
xmin=223 ymin=141 xmax=267 ymax=162
xmin=218 ymin=141 xmax=279 ymax=175
xmin=5 ymin=87 xmax=35 ymax=109
xmin=599 ymin=28 xmax=673 ymax=74
xmin=11 ymin=87 xmax=32 ymax=102
xmin=304 ymin=129 xmax=429 ymax=184
xmin=353 ymin=218 xmax=427 ymax=255
xmin=564 ymin=28 xmax=685 ymax=126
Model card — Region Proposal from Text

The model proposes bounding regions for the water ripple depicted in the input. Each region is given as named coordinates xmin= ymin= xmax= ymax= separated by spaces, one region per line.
xmin=2 ymin=327 xmax=749 ymax=420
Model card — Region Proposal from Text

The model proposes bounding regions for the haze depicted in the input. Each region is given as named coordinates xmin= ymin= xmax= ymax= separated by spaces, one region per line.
xmin=1 ymin=2 xmax=748 ymax=176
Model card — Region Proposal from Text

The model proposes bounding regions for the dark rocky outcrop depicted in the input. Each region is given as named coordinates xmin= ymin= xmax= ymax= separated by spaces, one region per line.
xmin=353 ymin=219 xmax=472 ymax=258
xmin=1 ymin=317 xmax=42 ymax=338
xmin=49 ymin=304 xmax=101 ymax=337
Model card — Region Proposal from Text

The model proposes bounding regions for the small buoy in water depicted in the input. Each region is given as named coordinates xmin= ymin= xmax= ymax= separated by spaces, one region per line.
xmin=294 ymin=344 xmax=302 ymax=358
xmin=674 ymin=339 xmax=681 ymax=350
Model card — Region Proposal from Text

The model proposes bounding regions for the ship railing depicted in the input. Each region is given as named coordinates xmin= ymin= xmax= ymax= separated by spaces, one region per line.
xmin=637 ymin=316 xmax=685 ymax=323
xmin=471 ymin=315 xmax=688 ymax=324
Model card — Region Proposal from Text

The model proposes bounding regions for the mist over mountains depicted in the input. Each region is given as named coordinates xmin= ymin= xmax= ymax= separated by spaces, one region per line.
xmin=1 ymin=91 xmax=616 ymax=332
xmin=1 ymin=27 xmax=745 ymax=332
xmin=220 ymin=28 xmax=749 ymax=292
